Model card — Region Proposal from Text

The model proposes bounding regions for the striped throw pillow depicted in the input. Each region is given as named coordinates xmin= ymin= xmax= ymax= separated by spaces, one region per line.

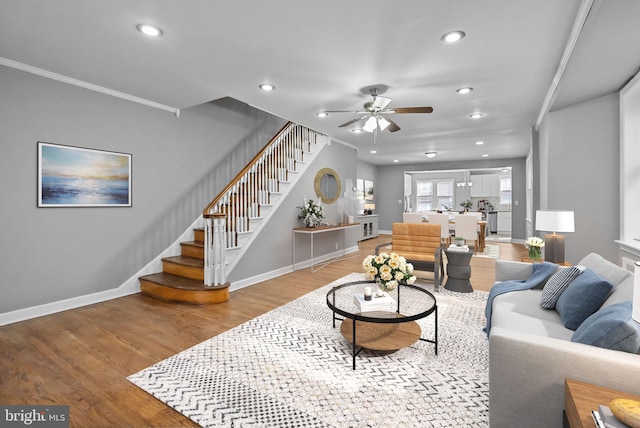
xmin=539 ymin=265 xmax=587 ymax=309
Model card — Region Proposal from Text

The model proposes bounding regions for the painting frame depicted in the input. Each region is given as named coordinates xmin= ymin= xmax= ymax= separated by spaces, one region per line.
xmin=37 ymin=141 xmax=132 ymax=207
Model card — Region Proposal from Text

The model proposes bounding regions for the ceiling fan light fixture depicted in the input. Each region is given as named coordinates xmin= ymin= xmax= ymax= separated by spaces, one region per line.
xmin=441 ymin=30 xmax=465 ymax=43
xmin=425 ymin=152 xmax=437 ymax=158
xmin=456 ymin=87 xmax=473 ymax=94
xmin=378 ymin=117 xmax=391 ymax=131
xmin=363 ymin=116 xmax=377 ymax=132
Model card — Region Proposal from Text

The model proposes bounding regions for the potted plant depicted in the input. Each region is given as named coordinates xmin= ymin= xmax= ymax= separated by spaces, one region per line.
xmin=297 ymin=198 xmax=323 ymax=228
xmin=454 ymin=236 xmax=465 ymax=246
xmin=460 ymin=199 xmax=473 ymax=212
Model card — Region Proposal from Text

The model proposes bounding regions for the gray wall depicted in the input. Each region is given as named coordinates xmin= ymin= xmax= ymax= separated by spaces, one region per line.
xmin=375 ymin=158 xmax=528 ymax=240
xmin=0 ymin=66 xmax=286 ymax=313
xmin=539 ymin=93 xmax=620 ymax=263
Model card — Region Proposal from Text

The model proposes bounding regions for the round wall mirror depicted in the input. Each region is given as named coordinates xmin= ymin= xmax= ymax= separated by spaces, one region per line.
xmin=314 ymin=167 xmax=342 ymax=204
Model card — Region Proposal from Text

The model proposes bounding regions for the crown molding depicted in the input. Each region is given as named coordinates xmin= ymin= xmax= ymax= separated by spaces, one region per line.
xmin=0 ymin=57 xmax=181 ymax=117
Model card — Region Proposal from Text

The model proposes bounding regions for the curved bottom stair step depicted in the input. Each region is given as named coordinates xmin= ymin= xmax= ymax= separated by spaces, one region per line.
xmin=139 ymin=272 xmax=229 ymax=304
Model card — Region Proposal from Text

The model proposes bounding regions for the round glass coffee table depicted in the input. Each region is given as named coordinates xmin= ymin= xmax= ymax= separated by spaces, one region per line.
xmin=326 ymin=280 xmax=438 ymax=370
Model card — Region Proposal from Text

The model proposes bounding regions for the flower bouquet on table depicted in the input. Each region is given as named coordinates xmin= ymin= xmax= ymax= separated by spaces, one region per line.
xmin=525 ymin=236 xmax=545 ymax=261
xmin=362 ymin=252 xmax=417 ymax=292
xmin=298 ymin=198 xmax=323 ymax=228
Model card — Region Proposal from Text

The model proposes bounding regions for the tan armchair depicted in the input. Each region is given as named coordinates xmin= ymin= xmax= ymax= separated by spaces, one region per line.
xmin=375 ymin=223 xmax=444 ymax=290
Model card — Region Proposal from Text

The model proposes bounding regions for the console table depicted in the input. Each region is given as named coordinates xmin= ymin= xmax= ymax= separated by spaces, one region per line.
xmin=292 ymin=223 xmax=360 ymax=272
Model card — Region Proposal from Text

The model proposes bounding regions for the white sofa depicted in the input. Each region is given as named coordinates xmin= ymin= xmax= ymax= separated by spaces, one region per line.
xmin=488 ymin=253 xmax=640 ymax=428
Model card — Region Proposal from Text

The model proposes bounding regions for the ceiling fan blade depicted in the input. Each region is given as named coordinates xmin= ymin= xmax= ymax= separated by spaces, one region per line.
xmin=338 ymin=116 xmax=367 ymax=127
xmin=385 ymin=117 xmax=401 ymax=132
xmin=372 ymin=96 xmax=392 ymax=110
xmin=388 ymin=106 xmax=433 ymax=114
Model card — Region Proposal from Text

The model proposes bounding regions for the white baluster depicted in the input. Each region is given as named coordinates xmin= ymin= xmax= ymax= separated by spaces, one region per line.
xmin=204 ymin=217 xmax=213 ymax=286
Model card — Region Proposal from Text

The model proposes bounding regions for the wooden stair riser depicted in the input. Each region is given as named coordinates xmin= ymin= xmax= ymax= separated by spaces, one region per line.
xmin=162 ymin=259 xmax=204 ymax=281
xmin=180 ymin=242 xmax=204 ymax=259
xmin=193 ymin=228 xmax=204 ymax=243
xmin=140 ymin=277 xmax=228 ymax=304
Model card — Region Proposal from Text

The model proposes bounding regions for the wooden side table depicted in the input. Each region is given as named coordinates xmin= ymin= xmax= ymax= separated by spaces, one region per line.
xmin=564 ymin=378 xmax=640 ymax=427
xmin=444 ymin=249 xmax=473 ymax=293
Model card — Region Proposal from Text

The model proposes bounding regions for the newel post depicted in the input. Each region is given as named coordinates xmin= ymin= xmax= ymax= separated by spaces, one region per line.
xmin=204 ymin=212 xmax=227 ymax=287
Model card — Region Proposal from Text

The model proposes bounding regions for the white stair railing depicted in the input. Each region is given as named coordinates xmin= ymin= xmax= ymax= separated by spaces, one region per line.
xmin=202 ymin=122 xmax=325 ymax=286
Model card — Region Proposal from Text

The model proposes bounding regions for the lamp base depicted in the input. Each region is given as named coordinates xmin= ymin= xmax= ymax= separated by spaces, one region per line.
xmin=544 ymin=233 xmax=565 ymax=264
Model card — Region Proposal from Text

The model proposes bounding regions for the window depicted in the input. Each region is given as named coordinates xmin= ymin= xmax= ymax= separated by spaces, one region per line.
xmin=500 ymin=176 xmax=512 ymax=205
xmin=416 ymin=180 xmax=433 ymax=211
xmin=416 ymin=179 xmax=454 ymax=211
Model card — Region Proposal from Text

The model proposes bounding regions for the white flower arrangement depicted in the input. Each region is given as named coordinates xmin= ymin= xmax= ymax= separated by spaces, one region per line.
xmin=525 ymin=236 xmax=545 ymax=260
xmin=362 ymin=252 xmax=417 ymax=292
xmin=298 ymin=198 xmax=323 ymax=228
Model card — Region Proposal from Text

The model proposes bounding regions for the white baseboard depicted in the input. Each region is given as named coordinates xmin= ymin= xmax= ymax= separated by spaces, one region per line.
xmin=0 ymin=287 xmax=140 ymax=326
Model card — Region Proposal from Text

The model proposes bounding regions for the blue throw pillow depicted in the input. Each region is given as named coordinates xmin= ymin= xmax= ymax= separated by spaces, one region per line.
xmin=572 ymin=301 xmax=640 ymax=353
xmin=556 ymin=268 xmax=613 ymax=330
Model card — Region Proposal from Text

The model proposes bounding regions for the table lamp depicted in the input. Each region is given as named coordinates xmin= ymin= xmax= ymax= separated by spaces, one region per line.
xmin=364 ymin=204 xmax=375 ymax=215
xmin=535 ymin=210 xmax=574 ymax=264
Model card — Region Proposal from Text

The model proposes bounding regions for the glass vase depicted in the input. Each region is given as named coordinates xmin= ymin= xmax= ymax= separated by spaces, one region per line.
xmin=528 ymin=246 xmax=542 ymax=261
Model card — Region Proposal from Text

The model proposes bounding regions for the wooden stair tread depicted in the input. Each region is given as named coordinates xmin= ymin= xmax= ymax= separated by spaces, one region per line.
xmin=181 ymin=240 xmax=203 ymax=248
xmin=139 ymin=272 xmax=226 ymax=291
xmin=163 ymin=255 xmax=203 ymax=268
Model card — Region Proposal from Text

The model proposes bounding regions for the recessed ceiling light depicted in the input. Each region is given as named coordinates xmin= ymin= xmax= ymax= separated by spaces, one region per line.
xmin=352 ymin=129 xmax=363 ymax=134
xmin=425 ymin=152 xmax=437 ymax=158
xmin=475 ymin=141 xmax=484 ymax=145
xmin=259 ymin=83 xmax=275 ymax=91
xmin=441 ymin=30 xmax=466 ymax=43
xmin=456 ymin=87 xmax=473 ymax=95
xmin=136 ymin=24 xmax=163 ymax=37
xmin=316 ymin=112 xmax=328 ymax=118
xmin=469 ymin=113 xmax=485 ymax=119
xmin=393 ymin=159 xmax=399 ymax=163
xmin=482 ymin=154 xmax=489 ymax=157
xmin=370 ymin=150 xmax=377 ymax=154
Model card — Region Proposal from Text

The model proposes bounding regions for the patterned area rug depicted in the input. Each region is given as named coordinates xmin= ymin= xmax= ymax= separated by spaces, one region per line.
xmin=128 ymin=273 xmax=490 ymax=427
xmin=473 ymin=244 xmax=499 ymax=259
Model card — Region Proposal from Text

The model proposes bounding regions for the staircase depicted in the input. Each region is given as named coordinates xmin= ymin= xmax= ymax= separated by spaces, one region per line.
xmin=139 ymin=123 xmax=327 ymax=304
xmin=139 ymin=228 xmax=229 ymax=304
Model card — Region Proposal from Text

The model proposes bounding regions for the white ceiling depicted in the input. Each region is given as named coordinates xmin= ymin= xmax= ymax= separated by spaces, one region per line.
xmin=1 ymin=0 xmax=639 ymax=165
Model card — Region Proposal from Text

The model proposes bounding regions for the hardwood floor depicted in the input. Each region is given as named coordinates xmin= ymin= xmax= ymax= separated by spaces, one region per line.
xmin=0 ymin=235 xmax=526 ymax=427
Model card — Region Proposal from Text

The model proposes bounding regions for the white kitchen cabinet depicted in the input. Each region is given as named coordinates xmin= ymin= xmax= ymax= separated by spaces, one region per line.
xmin=470 ymin=174 xmax=500 ymax=197
xmin=470 ymin=176 xmax=484 ymax=197
xmin=486 ymin=175 xmax=500 ymax=196
xmin=497 ymin=211 xmax=512 ymax=232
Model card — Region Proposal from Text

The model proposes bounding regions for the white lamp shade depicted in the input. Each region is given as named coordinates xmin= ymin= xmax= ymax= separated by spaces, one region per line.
xmin=378 ymin=117 xmax=390 ymax=131
xmin=363 ymin=116 xmax=377 ymax=132
xmin=535 ymin=210 xmax=575 ymax=233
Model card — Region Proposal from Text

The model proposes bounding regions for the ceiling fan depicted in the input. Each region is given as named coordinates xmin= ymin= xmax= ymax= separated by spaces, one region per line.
xmin=324 ymin=87 xmax=433 ymax=136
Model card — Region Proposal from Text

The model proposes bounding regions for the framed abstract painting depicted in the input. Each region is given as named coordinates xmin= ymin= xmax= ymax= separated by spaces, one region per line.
xmin=37 ymin=142 xmax=132 ymax=207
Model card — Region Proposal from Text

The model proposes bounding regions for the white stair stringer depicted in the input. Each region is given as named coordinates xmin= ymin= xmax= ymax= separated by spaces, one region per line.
xmin=224 ymin=135 xmax=328 ymax=276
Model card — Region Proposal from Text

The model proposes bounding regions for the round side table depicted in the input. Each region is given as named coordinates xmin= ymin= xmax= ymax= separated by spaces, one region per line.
xmin=444 ymin=248 xmax=473 ymax=293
